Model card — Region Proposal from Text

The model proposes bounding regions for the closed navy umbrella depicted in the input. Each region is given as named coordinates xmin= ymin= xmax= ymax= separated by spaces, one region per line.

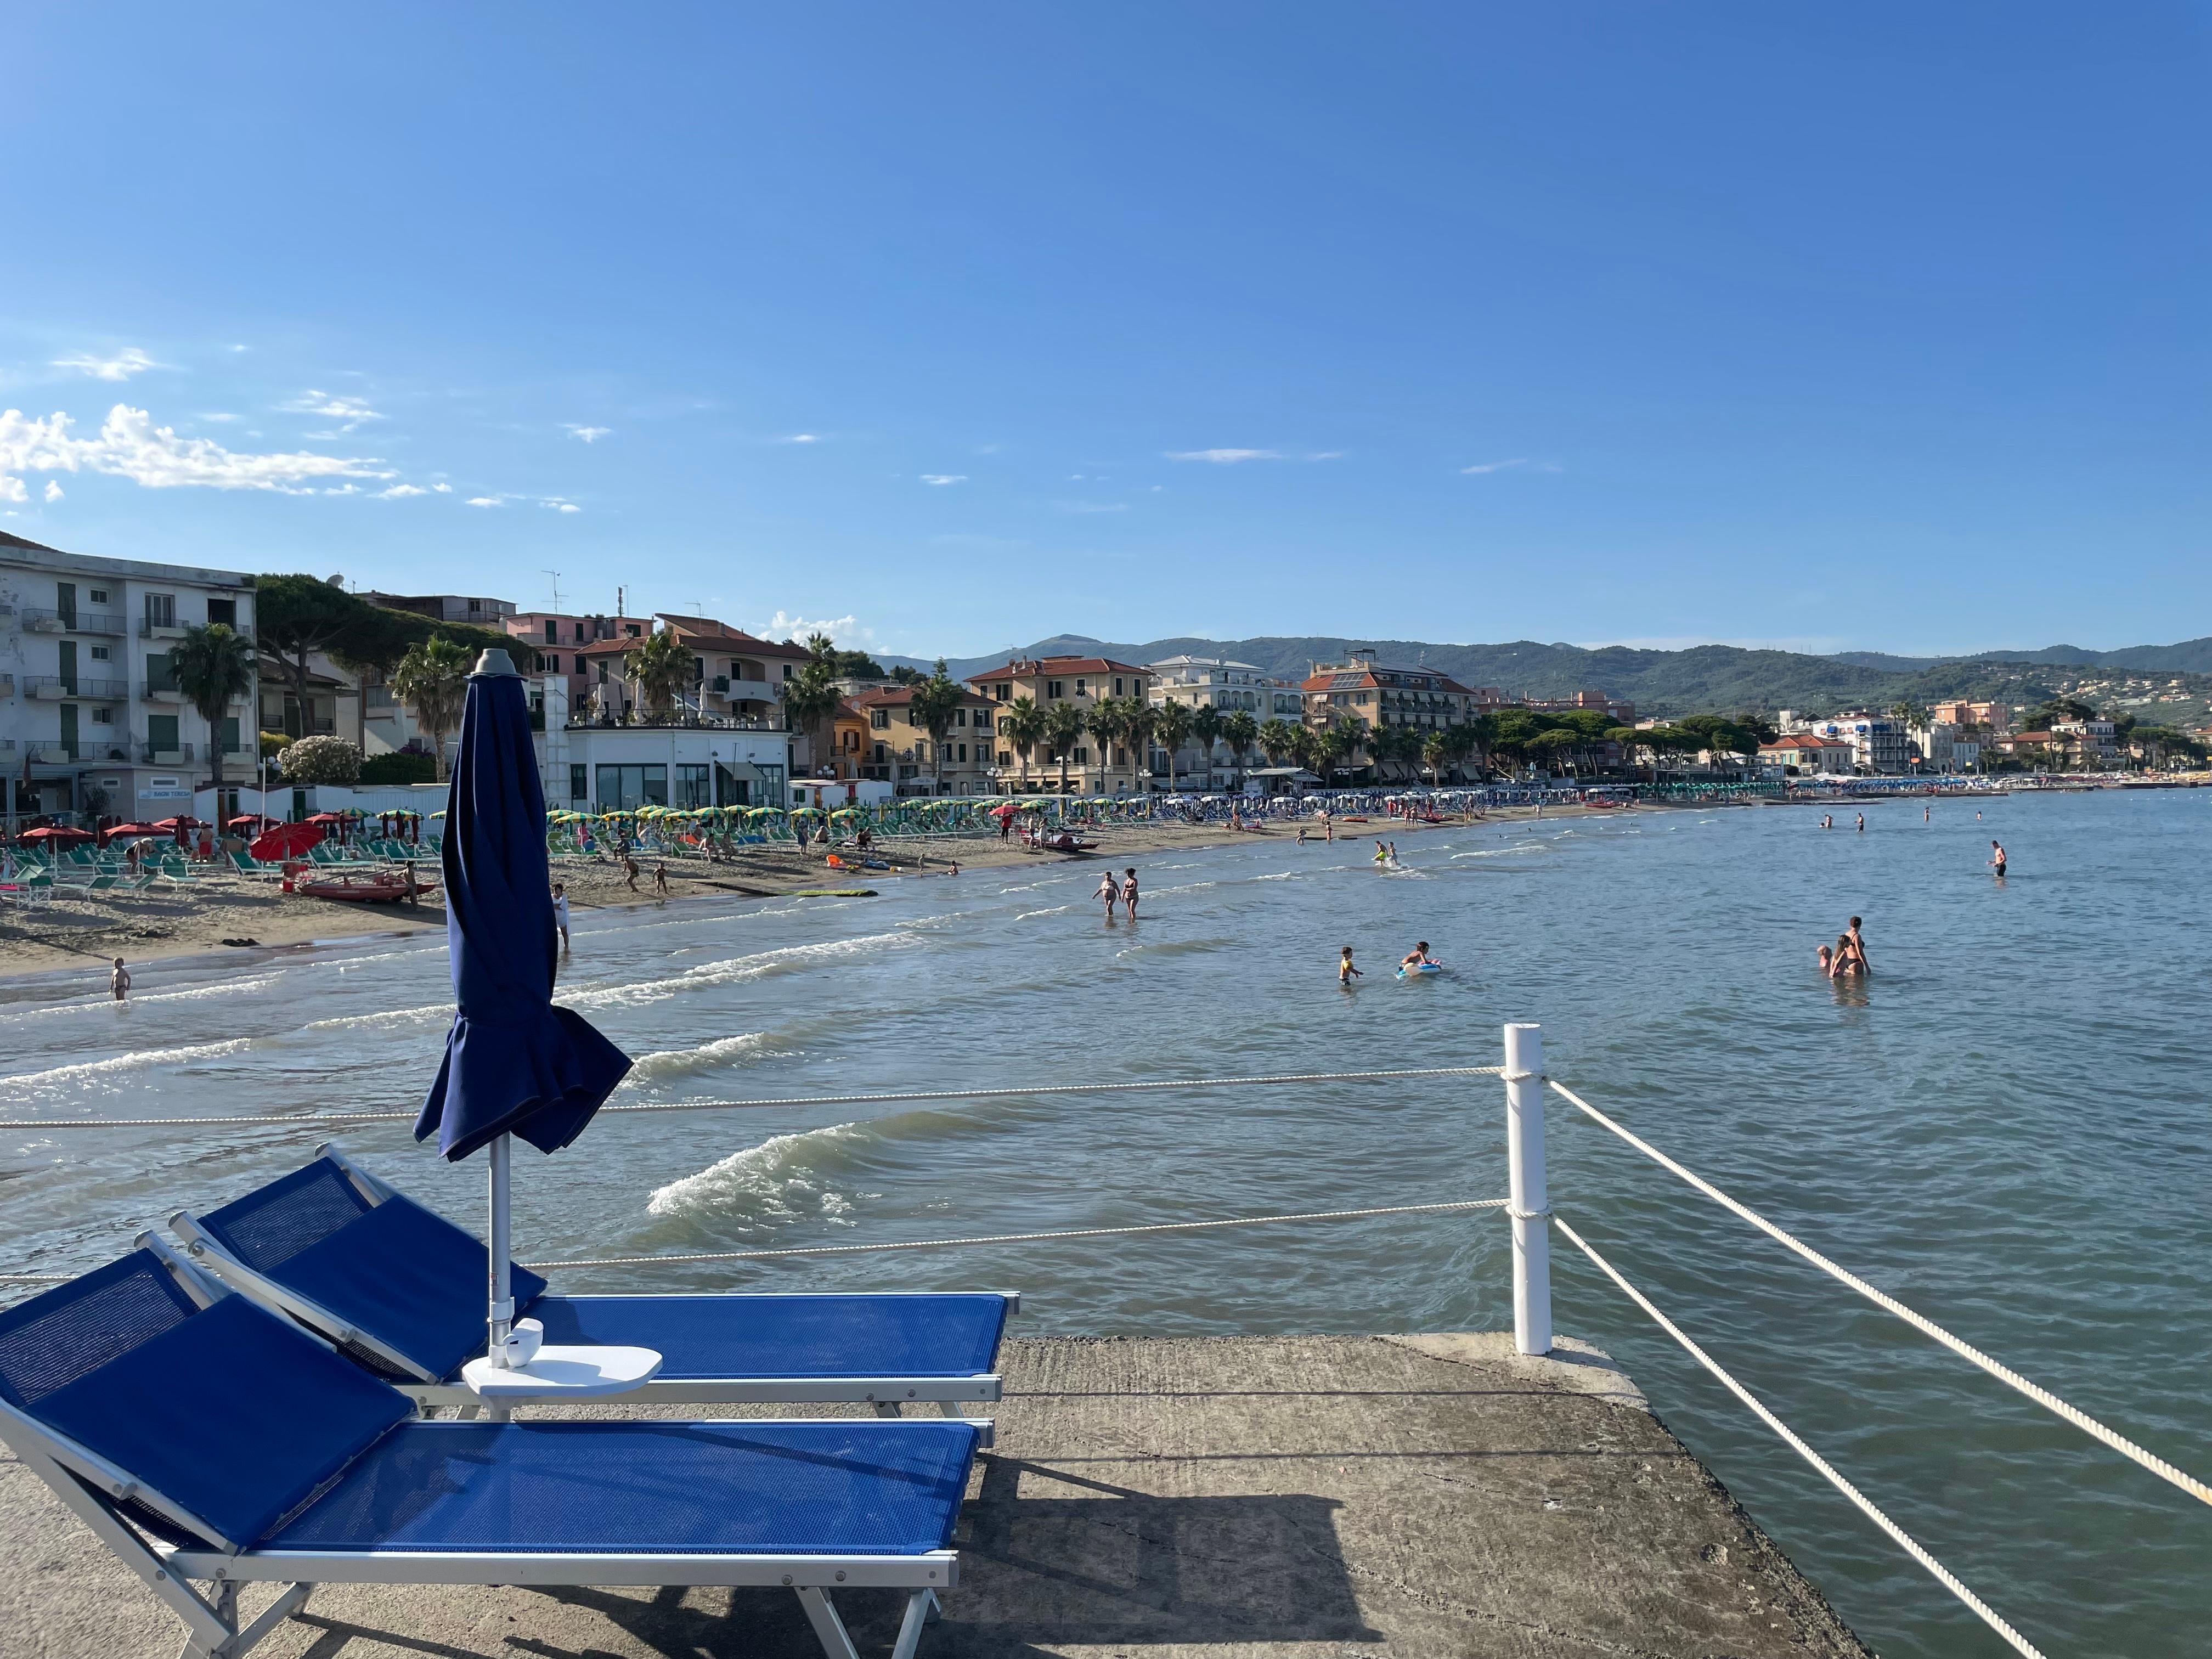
xmin=415 ymin=648 xmax=630 ymax=1365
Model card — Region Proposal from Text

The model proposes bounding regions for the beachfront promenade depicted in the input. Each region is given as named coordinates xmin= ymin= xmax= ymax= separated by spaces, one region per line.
xmin=0 ymin=1331 xmax=1870 ymax=1658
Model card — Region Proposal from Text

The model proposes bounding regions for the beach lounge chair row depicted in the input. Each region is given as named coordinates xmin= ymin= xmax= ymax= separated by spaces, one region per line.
xmin=0 ymin=1148 xmax=1015 ymax=1659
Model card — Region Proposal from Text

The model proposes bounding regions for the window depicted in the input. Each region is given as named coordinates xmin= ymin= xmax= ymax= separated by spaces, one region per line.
xmin=92 ymin=707 xmax=113 ymax=725
xmin=569 ymin=764 xmax=588 ymax=802
xmin=873 ymin=743 xmax=887 ymax=762
xmin=219 ymin=716 xmax=240 ymax=753
xmin=89 ymin=645 xmax=110 ymax=662
xmin=783 ymin=663 xmax=794 ymax=679
xmin=1114 ymin=678 xmax=1124 ymax=696
xmin=89 ymin=589 xmax=109 ymax=604
xmin=144 ymin=593 xmax=176 ymax=629
xmin=998 ymin=750 xmax=1012 ymax=767
xmin=146 ymin=713 xmax=179 ymax=752
xmin=573 ymin=622 xmax=586 ymax=643
xmin=871 ymin=709 xmax=890 ymax=729
xmin=956 ymin=743 xmax=967 ymax=762
xmin=595 ymin=764 xmax=667 ymax=812
xmin=625 ymin=623 xmax=642 ymax=638
xmin=1046 ymin=680 xmax=1063 ymax=699
xmin=208 ymin=598 xmax=236 ymax=628
xmin=1075 ymin=679 xmax=1087 ymax=696
xmin=675 ymin=764 xmax=712 ymax=808
xmin=992 ymin=684 xmax=1008 ymax=700
xmin=1074 ymin=747 xmax=1089 ymax=764
xmin=467 ymin=599 xmax=483 ymax=614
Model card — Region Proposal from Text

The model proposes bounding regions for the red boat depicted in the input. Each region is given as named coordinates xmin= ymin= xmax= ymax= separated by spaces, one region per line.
xmin=292 ymin=873 xmax=438 ymax=905
xmin=1022 ymin=830 xmax=1098 ymax=854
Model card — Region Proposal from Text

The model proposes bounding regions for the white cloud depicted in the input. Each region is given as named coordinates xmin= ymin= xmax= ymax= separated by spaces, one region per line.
xmin=551 ymin=501 xmax=580 ymax=514
xmin=376 ymin=483 xmax=428 ymax=499
xmin=465 ymin=496 xmax=503 ymax=507
xmin=281 ymin=390 xmax=383 ymax=431
xmin=565 ymin=425 xmax=611 ymax=443
xmin=432 ymin=482 xmax=453 ymax=493
xmin=0 ymin=404 xmax=394 ymax=496
xmin=1459 ymin=458 xmax=1561 ymax=475
xmin=43 ymin=479 xmax=62 ymax=503
xmin=1166 ymin=448 xmax=1280 ymax=464
xmin=755 ymin=611 xmax=874 ymax=646
xmin=52 ymin=348 xmax=162 ymax=381
xmin=779 ymin=433 xmax=821 ymax=444
xmin=919 ymin=474 xmax=966 ymax=486
xmin=1307 ymin=451 xmax=1344 ymax=461
xmin=0 ymin=476 xmax=24 ymax=504
xmin=197 ymin=412 xmax=240 ymax=423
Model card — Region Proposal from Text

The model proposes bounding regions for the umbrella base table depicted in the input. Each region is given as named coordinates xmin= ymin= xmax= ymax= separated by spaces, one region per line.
xmin=461 ymin=1345 xmax=662 ymax=1399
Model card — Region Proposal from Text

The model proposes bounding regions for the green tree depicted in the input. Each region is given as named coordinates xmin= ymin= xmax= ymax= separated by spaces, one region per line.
xmin=1222 ymin=710 xmax=1260 ymax=788
xmin=624 ymin=628 xmax=694 ymax=723
xmin=1188 ymin=703 xmax=1225 ymax=789
xmin=782 ymin=658 xmax=846 ymax=775
xmin=276 ymin=733 xmax=363 ymax=785
xmin=1152 ymin=699 xmax=1193 ymax=793
xmin=1001 ymin=696 xmax=1045 ymax=787
xmin=1124 ymin=698 xmax=1158 ymax=792
xmin=908 ymin=661 xmax=968 ymax=795
xmin=1257 ymin=718 xmax=1300 ymax=768
xmin=391 ymin=637 xmax=472 ymax=782
xmin=255 ymin=574 xmax=362 ymax=737
xmin=1420 ymin=730 xmax=1451 ymax=787
xmin=168 ymin=621 xmax=256 ymax=791
xmin=1042 ymin=698 xmax=1085 ymax=792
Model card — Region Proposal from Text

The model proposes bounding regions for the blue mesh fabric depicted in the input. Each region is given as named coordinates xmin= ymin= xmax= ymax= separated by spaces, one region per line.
xmin=20 ymin=1283 xmax=409 ymax=1549
xmin=0 ymin=1251 xmax=199 ymax=1408
xmin=202 ymin=1161 xmax=546 ymax=1382
xmin=528 ymin=1294 xmax=1009 ymax=1380
xmin=264 ymin=1419 xmax=980 ymax=1555
xmin=272 ymin=1195 xmax=548 ymax=1382
xmin=199 ymin=1159 xmax=375 ymax=1272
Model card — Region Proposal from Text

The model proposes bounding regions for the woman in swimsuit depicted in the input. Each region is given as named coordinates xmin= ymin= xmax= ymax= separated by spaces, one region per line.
xmin=1121 ymin=868 xmax=1140 ymax=918
xmin=1096 ymin=873 xmax=1119 ymax=918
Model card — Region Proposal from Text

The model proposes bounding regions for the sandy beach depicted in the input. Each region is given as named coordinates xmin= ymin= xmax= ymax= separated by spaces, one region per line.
xmin=0 ymin=803 xmax=1612 ymax=983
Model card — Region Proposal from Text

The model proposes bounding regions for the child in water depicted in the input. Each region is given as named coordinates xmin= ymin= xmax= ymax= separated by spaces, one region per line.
xmin=1339 ymin=946 xmax=1362 ymax=984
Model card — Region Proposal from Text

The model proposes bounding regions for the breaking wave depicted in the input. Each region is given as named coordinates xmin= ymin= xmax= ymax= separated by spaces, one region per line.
xmin=0 ymin=1038 xmax=257 ymax=1093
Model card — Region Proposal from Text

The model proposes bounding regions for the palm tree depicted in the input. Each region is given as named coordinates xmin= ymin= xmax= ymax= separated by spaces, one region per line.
xmin=1042 ymin=698 xmax=1084 ymax=793
xmin=1001 ymin=696 xmax=1045 ymax=788
xmin=1258 ymin=718 xmax=1300 ymax=768
xmin=1152 ymin=699 xmax=1193 ymax=794
xmin=1084 ymin=696 xmax=1128 ymax=795
xmin=1222 ymin=710 xmax=1259 ymax=790
xmin=781 ymin=660 xmax=845 ymax=774
xmin=1288 ymin=722 xmax=1328 ymax=784
xmin=1421 ymin=731 xmax=1450 ymax=788
xmin=1187 ymin=703 xmax=1224 ymax=792
xmin=168 ymin=621 xmax=256 ymax=792
xmin=624 ymin=628 xmax=693 ymax=724
xmin=391 ymin=637 xmax=473 ymax=782
xmin=908 ymin=660 xmax=968 ymax=795
xmin=1123 ymin=698 xmax=1157 ymax=793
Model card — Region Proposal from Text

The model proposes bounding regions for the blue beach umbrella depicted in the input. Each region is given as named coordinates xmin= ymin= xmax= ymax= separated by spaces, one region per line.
xmin=414 ymin=648 xmax=631 ymax=1364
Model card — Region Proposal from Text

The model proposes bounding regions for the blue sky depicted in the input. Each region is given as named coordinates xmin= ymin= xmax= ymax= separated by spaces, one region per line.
xmin=2 ymin=5 xmax=2204 ymax=659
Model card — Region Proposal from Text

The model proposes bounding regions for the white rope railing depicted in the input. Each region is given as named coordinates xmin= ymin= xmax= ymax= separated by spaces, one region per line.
xmin=1552 ymin=1212 xmax=2046 ymax=1659
xmin=1547 ymin=1077 xmax=2212 ymax=1511
xmin=0 ymin=1197 xmax=1510 ymax=1285
xmin=0 ymin=1065 xmax=1505 ymax=1132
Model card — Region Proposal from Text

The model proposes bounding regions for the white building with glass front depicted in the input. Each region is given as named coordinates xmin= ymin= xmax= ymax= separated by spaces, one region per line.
xmin=531 ymin=676 xmax=789 ymax=815
xmin=0 ymin=531 xmax=257 ymax=823
xmin=1145 ymin=655 xmax=1302 ymax=789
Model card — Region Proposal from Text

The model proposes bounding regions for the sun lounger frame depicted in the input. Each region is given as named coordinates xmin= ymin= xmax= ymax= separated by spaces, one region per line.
xmin=0 ymin=1253 xmax=966 ymax=1659
xmin=165 ymin=1147 xmax=1011 ymax=1412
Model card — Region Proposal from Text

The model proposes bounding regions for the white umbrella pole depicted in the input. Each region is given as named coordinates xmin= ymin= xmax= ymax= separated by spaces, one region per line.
xmin=488 ymin=1132 xmax=514 ymax=1367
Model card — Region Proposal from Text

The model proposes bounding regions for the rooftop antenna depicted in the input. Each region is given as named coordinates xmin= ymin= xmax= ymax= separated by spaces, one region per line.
xmin=617 ymin=585 xmax=625 ymax=618
xmin=543 ymin=569 xmax=563 ymax=613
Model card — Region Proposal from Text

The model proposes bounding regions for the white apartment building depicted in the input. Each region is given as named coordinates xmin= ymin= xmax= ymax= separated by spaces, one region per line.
xmin=1146 ymin=655 xmax=1301 ymax=788
xmin=1781 ymin=711 xmax=1912 ymax=774
xmin=0 ymin=532 xmax=257 ymax=822
xmin=532 ymin=678 xmax=789 ymax=814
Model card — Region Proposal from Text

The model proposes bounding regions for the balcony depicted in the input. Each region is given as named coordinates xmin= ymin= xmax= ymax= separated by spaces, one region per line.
xmin=21 ymin=607 xmax=126 ymax=635
xmin=27 ymin=742 xmax=80 ymax=764
xmin=139 ymin=616 xmax=188 ymax=640
xmin=141 ymin=679 xmax=184 ymax=702
xmin=21 ymin=676 xmax=129 ymax=701
xmin=139 ymin=741 xmax=195 ymax=764
xmin=706 ymin=676 xmax=780 ymax=706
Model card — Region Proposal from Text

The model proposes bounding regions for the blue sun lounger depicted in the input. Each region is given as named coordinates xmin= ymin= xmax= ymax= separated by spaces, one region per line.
xmin=167 ymin=1149 xmax=1014 ymax=1413
xmin=0 ymin=1246 xmax=983 ymax=1659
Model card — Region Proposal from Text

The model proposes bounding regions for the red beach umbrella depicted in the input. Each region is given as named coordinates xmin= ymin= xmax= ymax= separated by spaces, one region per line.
xmin=99 ymin=822 xmax=162 ymax=845
xmin=249 ymin=822 xmax=326 ymax=861
xmin=19 ymin=826 xmax=93 ymax=845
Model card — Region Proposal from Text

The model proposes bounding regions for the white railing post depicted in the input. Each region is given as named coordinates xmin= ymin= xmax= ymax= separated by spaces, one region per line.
xmin=1504 ymin=1023 xmax=1552 ymax=1355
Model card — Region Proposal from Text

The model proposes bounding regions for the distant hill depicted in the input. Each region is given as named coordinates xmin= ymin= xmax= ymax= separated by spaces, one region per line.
xmin=879 ymin=631 xmax=2212 ymax=724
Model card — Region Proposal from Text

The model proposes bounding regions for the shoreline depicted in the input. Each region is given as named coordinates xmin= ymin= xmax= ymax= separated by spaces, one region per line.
xmin=0 ymin=798 xmax=1667 ymax=987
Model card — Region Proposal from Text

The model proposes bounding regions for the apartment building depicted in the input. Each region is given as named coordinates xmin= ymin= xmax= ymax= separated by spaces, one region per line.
xmin=1929 ymin=699 xmax=2013 ymax=734
xmin=0 ymin=532 xmax=257 ymax=821
xmin=506 ymin=610 xmax=628 ymax=712
xmin=532 ymin=678 xmax=789 ymax=813
xmin=851 ymin=685 xmax=1001 ymax=794
xmin=1299 ymin=654 xmax=1488 ymax=734
xmin=964 ymin=654 xmax=1155 ymax=792
xmin=1758 ymin=732 xmax=1855 ymax=775
xmin=363 ymin=591 xmax=518 ymax=627
xmin=1146 ymin=655 xmax=1302 ymax=788
xmin=1525 ymin=690 xmax=1637 ymax=723
xmin=569 ymin=615 xmax=805 ymax=731
xmin=1801 ymin=713 xmax=1912 ymax=774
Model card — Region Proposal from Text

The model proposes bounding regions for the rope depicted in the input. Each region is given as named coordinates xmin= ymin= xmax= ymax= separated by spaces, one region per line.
xmin=0 ymin=1198 xmax=1508 ymax=1285
xmin=0 ymin=1065 xmax=1505 ymax=1132
xmin=1551 ymin=1212 xmax=2047 ymax=1659
xmin=519 ymin=1198 xmax=1511 ymax=1271
xmin=1547 ymin=1078 xmax=2212 ymax=1511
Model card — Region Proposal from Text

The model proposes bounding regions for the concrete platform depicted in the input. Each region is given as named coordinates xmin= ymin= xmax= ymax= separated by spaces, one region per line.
xmin=0 ymin=1332 xmax=1871 ymax=1658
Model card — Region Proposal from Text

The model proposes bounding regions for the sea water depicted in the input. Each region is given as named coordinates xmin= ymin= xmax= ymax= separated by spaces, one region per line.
xmin=3 ymin=791 xmax=2206 ymax=1657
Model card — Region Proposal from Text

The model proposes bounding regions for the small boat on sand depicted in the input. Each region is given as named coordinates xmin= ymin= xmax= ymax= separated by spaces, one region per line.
xmin=293 ymin=873 xmax=438 ymax=904
xmin=1023 ymin=830 xmax=1099 ymax=854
